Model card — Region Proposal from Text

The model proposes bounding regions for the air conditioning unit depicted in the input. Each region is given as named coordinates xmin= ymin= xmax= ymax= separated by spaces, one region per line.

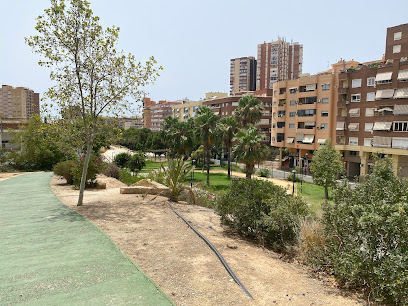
xmin=317 ymin=99 xmax=321 ymax=103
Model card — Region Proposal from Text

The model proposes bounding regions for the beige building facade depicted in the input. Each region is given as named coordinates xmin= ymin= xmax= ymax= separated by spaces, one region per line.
xmin=172 ymin=100 xmax=203 ymax=121
xmin=0 ymin=85 xmax=39 ymax=120
xmin=230 ymin=57 xmax=256 ymax=95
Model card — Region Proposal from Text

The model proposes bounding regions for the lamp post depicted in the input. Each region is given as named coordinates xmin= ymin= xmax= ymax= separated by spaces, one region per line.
xmin=300 ymin=158 xmax=303 ymax=194
xmin=191 ymin=159 xmax=196 ymax=188
xmin=292 ymin=169 xmax=296 ymax=196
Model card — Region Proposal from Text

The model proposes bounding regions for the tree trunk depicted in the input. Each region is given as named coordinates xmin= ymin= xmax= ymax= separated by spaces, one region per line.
xmin=246 ymin=164 xmax=252 ymax=179
xmin=206 ymin=145 xmax=210 ymax=186
xmin=202 ymin=148 xmax=205 ymax=174
xmin=227 ymin=145 xmax=231 ymax=179
xmin=77 ymin=140 xmax=93 ymax=206
xmin=324 ymin=186 xmax=329 ymax=200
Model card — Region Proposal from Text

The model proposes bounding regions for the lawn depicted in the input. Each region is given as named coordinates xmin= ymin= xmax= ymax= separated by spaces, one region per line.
xmin=185 ymin=171 xmax=232 ymax=193
xmin=139 ymin=160 xmax=168 ymax=173
xmin=297 ymin=181 xmax=332 ymax=213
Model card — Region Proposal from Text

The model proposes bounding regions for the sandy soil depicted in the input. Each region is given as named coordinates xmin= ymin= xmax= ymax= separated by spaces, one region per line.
xmin=0 ymin=172 xmax=25 ymax=182
xmin=50 ymin=175 xmax=363 ymax=306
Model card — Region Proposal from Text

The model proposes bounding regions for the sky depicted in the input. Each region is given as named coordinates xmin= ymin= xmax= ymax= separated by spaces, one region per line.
xmin=1 ymin=0 xmax=407 ymax=114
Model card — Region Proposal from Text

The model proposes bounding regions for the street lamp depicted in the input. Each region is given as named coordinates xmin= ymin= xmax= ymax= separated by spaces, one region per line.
xmin=191 ymin=159 xmax=196 ymax=188
xmin=292 ymin=169 xmax=296 ymax=196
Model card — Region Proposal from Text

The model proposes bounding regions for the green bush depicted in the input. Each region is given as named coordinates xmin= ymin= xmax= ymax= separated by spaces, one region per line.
xmin=257 ymin=168 xmax=270 ymax=177
xmin=127 ymin=151 xmax=146 ymax=172
xmin=287 ymin=172 xmax=301 ymax=182
xmin=119 ymin=168 xmax=142 ymax=185
xmin=71 ymin=154 xmax=104 ymax=186
xmin=114 ymin=152 xmax=131 ymax=168
xmin=216 ymin=178 xmax=309 ymax=251
xmin=104 ymin=162 xmax=121 ymax=180
xmin=320 ymin=158 xmax=408 ymax=304
xmin=53 ymin=160 xmax=75 ymax=184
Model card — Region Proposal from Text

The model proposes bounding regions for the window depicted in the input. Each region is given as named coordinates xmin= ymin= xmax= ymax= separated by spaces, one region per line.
xmin=365 ymin=123 xmax=373 ymax=132
xmin=289 ymin=88 xmax=297 ymax=94
xmin=273 ymin=112 xmax=276 ymax=118
xmin=277 ymin=133 xmax=284 ymax=142
xmin=289 ymin=112 xmax=296 ymax=117
xmin=320 ymin=123 xmax=328 ymax=130
xmin=297 ymin=109 xmax=316 ymax=117
xmin=349 ymin=151 xmax=357 ymax=156
xmin=290 ymin=100 xmax=296 ymax=106
xmin=321 ymin=111 xmax=329 ymax=117
xmin=367 ymin=77 xmax=375 ymax=86
xmin=393 ymin=45 xmax=401 ymax=54
xmin=352 ymin=79 xmax=362 ymax=88
xmin=278 ymin=111 xmax=285 ymax=117
xmin=322 ymin=83 xmax=330 ymax=91
xmin=322 ymin=97 xmax=329 ymax=104
xmin=289 ymin=123 xmax=295 ymax=129
xmin=394 ymin=32 xmax=402 ymax=40
xmin=365 ymin=108 xmax=375 ymax=117
xmin=273 ymin=101 xmax=277 ymax=107
xmin=277 ymin=122 xmax=285 ymax=128
xmin=367 ymin=92 xmax=375 ymax=102
xmin=364 ymin=138 xmax=373 ymax=147
xmin=232 ymin=102 xmax=238 ymax=106
xmin=394 ymin=121 xmax=408 ymax=132
xmin=351 ymin=94 xmax=361 ymax=102
xmin=274 ymin=90 xmax=277 ymax=96
xmin=349 ymin=108 xmax=360 ymax=117
xmin=348 ymin=123 xmax=359 ymax=131
xmin=398 ymin=70 xmax=408 ymax=82
xmin=349 ymin=137 xmax=359 ymax=146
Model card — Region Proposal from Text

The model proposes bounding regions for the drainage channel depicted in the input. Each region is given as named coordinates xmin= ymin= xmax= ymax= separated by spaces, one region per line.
xmin=166 ymin=201 xmax=254 ymax=300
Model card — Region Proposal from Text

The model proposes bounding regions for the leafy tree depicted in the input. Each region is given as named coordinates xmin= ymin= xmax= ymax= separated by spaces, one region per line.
xmin=127 ymin=151 xmax=146 ymax=172
xmin=114 ymin=152 xmax=131 ymax=168
xmin=26 ymin=0 xmax=160 ymax=206
xmin=321 ymin=157 xmax=408 ymax=304
xmin=233 ymin=125 xmax=268 ymax=179
xmin=234 ymin=95 xmax=264 ymax=127
xmin=10 ymin=116 xmax=64 ymax=170
xmin=145 ymin=130 xmax=167 ymax=160
xmin=310 ymin=139 xmax=344 ymax=199
xmin=163 ymin=116 xmax=196 ymax=158
xmin=120 ymin=127 xmax=152 ymax=151
xmin=219 ymin=116 xmax=239 ymax=178
xmin=195 ymin=106 xmax=220 ymax=185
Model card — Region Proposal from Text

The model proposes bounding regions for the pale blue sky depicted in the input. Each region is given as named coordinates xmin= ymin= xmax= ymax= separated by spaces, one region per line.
xmin=1 ymin=0 xmax=407 ymax=112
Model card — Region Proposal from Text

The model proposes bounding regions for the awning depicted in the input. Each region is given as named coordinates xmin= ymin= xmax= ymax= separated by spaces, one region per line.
xmin=373 ymin=122 xmax=392 ymax=131
xmin=397 ymin=70 xmax=408 ymax=80
xmin=394 ymin=104 xmax=408 ymax=115
xmin=366 ymin=108 xmax=375 ymax=116
xmin=286 ymin=137 xmax=295 ymax=144
xmin=349 ymin=108 xmax=360 ymax=115
xmin=394 ymin=88 xmax=408 ymax=99
xmin=392 ymin=137 xmax=408 ymax=149
xmin=336 ymin=121 xmax=345 ymax=130
xmin=376 ymin=107 xmax=393 ymax=112
xmin=317 ymin=139 xmax=327 ymax=144
xmin=296 ymin=133 xmax=304 ymax=141
xmin=375 ymin=72 xmax=392 ymax=82
xmin=304 ymin=121 xmax=316 ymax=127
xmin=373 ymin=136 xmax=392 ymax=147
xmin=376 ymin=89 xmax=395 ymax=99
xmin=289 ymin=87 xmax=298 ymax=90
xmin=306 ymin=84 xmax=316 ymax=91
xmin=303 ymin=134 xmax=315 ymax=144
xmin=348 ymin=123 xmax=359 ymax=131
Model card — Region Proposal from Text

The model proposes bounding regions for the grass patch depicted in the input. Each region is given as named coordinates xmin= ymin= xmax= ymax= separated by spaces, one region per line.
xmin=297 ymin=181 xmax=332 ymax=213
xmin=185 ymin=171 xmax=231 ymax=193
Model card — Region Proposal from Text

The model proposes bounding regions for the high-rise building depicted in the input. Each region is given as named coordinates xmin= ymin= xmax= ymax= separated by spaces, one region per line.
xmin=335 ymin=23 xmax=408 ymax=178
xmin=256 ymin=39 xmax=303 ymax=91
xmin=0 ymin=85 xmax=39 ymax=120
xmin=142 ymin=98 xmax=182 ymax=131
xmin=229 ymin=57 xmax=256 ymax=95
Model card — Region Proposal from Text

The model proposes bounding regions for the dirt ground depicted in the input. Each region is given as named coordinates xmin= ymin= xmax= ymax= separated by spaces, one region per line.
xmin=50 ymin=175 xmax=363 ymax=306
xmin=0 ymin=172 xmax=25 ymax=182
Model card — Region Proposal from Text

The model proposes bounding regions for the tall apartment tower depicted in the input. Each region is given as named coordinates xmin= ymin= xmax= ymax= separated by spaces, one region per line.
xmin=0 ymin=85 xmax=39 ymax=119
xmin=229 ymin=57 xmax=256 ymax=95
xmin=256 ymin=39 xmax=303 ymax=91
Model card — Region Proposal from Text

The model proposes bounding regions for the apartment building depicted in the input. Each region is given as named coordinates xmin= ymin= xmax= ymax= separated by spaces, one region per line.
xmin=172 ymin=100 xmax=202 ymax=121
xmin=271 ymin=60 xmax=358 ymax=168
xmin=203 ymin=93 xmax=272 ymax=143
xmin=230 ymin=57 xmax=256 ymax=95
xmin=116 ymin=116 xmax=143 ymax=130
xmin=142 ymin=97 xmax=156 ymax=129
xmin=143 ymin=98 xmax=182 ymax=131
xmin=336 ymin=23 xmax=408 ymax=178
xmin=0 ymin=85 xmax=39 ymax=120
xmin=256 ymin=39 xmax=303 ymax=91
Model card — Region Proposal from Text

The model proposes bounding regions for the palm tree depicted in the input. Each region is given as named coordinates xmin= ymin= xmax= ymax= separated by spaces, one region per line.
xmin=234 ymin=95 xmax=264 ymax=127
xmin=233 ymin=124 xmax=268 ymax=179
xmin=163 ymin=116 xmax=196 ymax=158
xmin=195 ymin=106 xmax=220 ymax=185
xmin=219 ymin=116 xmax=239 ymax=178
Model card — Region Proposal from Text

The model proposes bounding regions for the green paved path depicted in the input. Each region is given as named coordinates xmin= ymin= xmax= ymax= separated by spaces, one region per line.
xmin=0 ymin=173 xmax=173 ymax=305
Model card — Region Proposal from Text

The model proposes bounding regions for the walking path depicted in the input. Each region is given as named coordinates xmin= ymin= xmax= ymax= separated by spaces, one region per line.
xmin=0 ymin=172 xmax=172 ymax=305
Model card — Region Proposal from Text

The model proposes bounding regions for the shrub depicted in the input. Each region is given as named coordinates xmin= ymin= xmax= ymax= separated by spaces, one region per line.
xmin=114 ymin=152 xmax=131 ymax=168
xmin=287 ymin=172 xmax=301 ymax=182
xmin=71 ymin=154 xmax=104 ymax=187
xmin=161 ymin=158 xmax=195 ymax=202
xmin=257 ymin=168 xmax=270 ymax=177
xmin=53 ymin=160 xmax=75 ymax=184
xmin=119 ymin=168 xmax=142 ymax=185
xmin=320 ymin=158 xmax=408 ymax=304
xmin=104 ymin=162 xmax=121 ymax=180
xmin=216 ymin=178 xmax=309 ymax=251
xmin=147 ymin=167 xmax=165 ymax=185
xmin=194 ymin=188 xmax=216 ymax=208
xmin=127 ymin=151 xmax=146 ymax=172
xmin=297 ymin=219 xmax=326 ymax=269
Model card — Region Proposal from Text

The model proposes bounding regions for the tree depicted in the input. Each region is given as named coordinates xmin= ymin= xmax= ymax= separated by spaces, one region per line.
xmin=309 ymin=139 xmax=344 ymax=199
xmin=145 ymin=130 xmax=166 ymax=160
xmin=234 ymin=95 xmax=264 ymax=127
xmin=233 ymin=125 xmax=268 ymax=179
xmin=120 ymin=127 xmax=152 ymax=151
xmin=195 ymin=106 xmax=220 ymax=185
xmin=219 ymin=116 xmax=239 ymax=178
xmin=26 ymin=0 xmax=160 ymax=206
xmin=163 ymin=116 xmax=196 ymax=158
